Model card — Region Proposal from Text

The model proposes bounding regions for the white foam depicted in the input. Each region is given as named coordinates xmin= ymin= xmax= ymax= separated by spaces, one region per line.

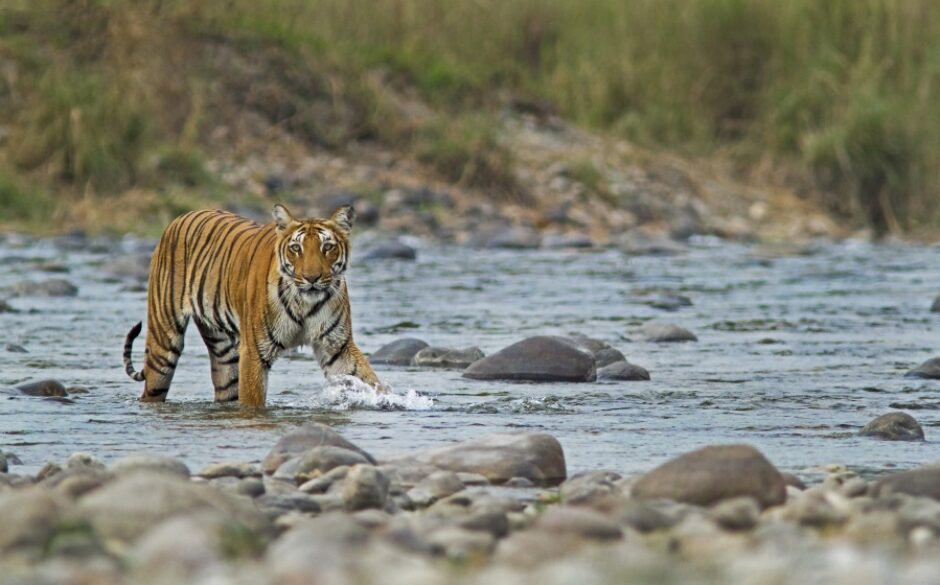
xmin=315 ymin=376 xmax=434 ymax=411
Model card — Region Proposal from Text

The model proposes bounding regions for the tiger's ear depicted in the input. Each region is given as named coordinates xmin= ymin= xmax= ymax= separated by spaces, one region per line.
xmin=330 ymin=205 xmax=355 ymax=235
xmin=272 ymin=204 xmax=295 ymax=232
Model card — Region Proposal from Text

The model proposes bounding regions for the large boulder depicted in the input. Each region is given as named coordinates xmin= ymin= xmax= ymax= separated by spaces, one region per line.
xmin=412 ymin=346 xmax=484 ymax=369
xmin=631 ymin=444 xmax=786 ymax=509
xmin=370 ymin=338 xmax=429 ymax=366
xmin=871 ymin=465 xmax=940 ymax=500
xmin=860 ymin=412 xmax=925 ymax=441
xmin=906 ymin=357 xmax=940 ymax=379
xmin=409 ymin=432 xmax=566 ymax=485
xmin=463 ymin=336 xmax=596 ymax=382
xmin=262 ymin=423 xmax=374 ymax=475
xmin=77 ymin=472 xmax=271 ymax=543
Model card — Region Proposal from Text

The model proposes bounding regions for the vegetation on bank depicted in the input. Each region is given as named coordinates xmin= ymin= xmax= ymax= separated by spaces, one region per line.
xmin=1 ymin=0 xmax=939 ymax=234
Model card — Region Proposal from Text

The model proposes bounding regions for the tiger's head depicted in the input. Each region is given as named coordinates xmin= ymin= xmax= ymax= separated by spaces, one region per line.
xmin=272 ymin=204 xmax=354 ymax=294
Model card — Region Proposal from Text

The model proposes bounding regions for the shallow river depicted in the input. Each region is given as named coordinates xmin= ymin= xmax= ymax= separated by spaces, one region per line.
xmin=2 ymin=234 xmax=938 ymax=479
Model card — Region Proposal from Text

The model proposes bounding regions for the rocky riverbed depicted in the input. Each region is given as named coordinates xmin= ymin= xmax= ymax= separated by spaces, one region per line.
xmin=3 ymin=426 xmax=940 ymax=585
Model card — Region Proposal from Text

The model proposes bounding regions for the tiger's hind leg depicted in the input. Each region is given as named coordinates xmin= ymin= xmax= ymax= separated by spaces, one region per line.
xmin=141 ymin=315 xmax=189 ymax=402
xmin=197 ymin=321 xmax=240 ymax=402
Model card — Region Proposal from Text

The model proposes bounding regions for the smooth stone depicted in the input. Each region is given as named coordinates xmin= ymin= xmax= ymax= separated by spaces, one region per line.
xmin=559 ymin=470 xmax=622 ymax=505
xmin=110 ymin=454 xmax=191 ymax=478
xmin=860 ymin=412 xmax=925 ymax=441
xmin=459 ymin=510 xmax=510 ymax=538
xmin=5 ymin=343 xmax=27 ymax=353
xmin=130 ymin=514 xmax=230 ymax=574
xmin=782 ymin=489 xmax=851 ymax=527
xmin=616 ymin=500 xmax=679 ymax=533
xmin=342 ymin=465 xmax=390 ymax=511
xmin=409 ymin=432 xmax=566 ymax=485
xmin=7 ymin=278 xmax=78 ymax=297
xmin=597 ymin=360 xmax=651 ymax=381
xmin=370 ymin=338 xmax=429 ymax=366
xmin=266 ymin=513 xmax=370 ymax=577
xmin=406 ymin=471 xmax=465 ymax=507
xmin=463 ymin=336 xmax=596 ymax=382
xmin=781 ymin=472 xmax=807 ymax=490
xmin=872 ymin=466 xmax=940 ymax=501
xmin=299 ymin=465 xmax=350 ymax=494
xmin=534 ymin=506 xmax=623 ymax=541
xmin=906 ymin=357 xmax=940 ymax=379
xmin=263 ymin=423 xmax=375 ymax=475
xmin=15 ymin=379 xmax=68 ymax=397
xmin=361 ymin=239 xmax=417 ymax=261
xmin=709 ymin=496 xmax=760 ymax=531
xmin=198 ymin=461 xmax=261 ymax=479
xmin=565 ymin=333 xmax=612 ymax=354
xmin=593 ymin=347 xmax=626 ymax=368
xmin=426 ymin=526 xmax=496 ymax=560
xmin=0 ymin=489 xmax=66 ymax=551
xmin=932 ymin=295 xmax=940 ymax=313
xmin=631 ymin=444 xmax=786 ymax=509
xmin=411 ymin=346 xmax=485 ymax=368
xmin=289 ymin=446 xmax=371 ymax=480
xmin=640 ymin=322 xmax=698 ymax=343
xmin=77 ymin=472 xmax=271 ymax=542
xmin=209 ymin=476 xmax=266 ymax=498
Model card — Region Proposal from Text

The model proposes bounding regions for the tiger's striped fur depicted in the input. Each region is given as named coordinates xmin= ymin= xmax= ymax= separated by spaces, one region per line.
xmin=123 ymin=204 xmax=381 ymax=407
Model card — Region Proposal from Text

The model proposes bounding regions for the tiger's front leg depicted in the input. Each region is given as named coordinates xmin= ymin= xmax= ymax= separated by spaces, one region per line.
xmin=315 ymin=333 xmax=381 ymax=390
xmin=237 ymin=328 xmax=270 ymax=407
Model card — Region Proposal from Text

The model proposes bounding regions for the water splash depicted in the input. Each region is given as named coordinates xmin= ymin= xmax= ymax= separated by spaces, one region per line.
xmin=315 ymin=376 xmax=434 ymax=411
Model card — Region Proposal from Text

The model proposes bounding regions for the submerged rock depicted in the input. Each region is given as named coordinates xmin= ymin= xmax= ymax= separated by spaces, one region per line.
xmin=263 ymin=423 xmax=375 ymax=475
xmin=906 ymin=357 xmax=940 ymax=379
xmin=409 ymin=432 xmax=566 ymax=485
xmin=860 ymin=412 xmax=925 ymax=441
xmin=932 ymin=295 xmax=940 ymax=313
xmin=463 ymin=336 xmax=596 ymax=382
xmin=597 ymin=361 xmax=651 ymax=381
xmin=15 ymin=379 xmax=69 ymax=397
xmin=631 ymin=444 xmax=786 ymax=509
xmin=411 ymin=346 xmax=484 ymax=368
xmin=640 ymin=322 xmax=698 ymax=343
xmin=370 ymin=338 xmax=429 ymax=366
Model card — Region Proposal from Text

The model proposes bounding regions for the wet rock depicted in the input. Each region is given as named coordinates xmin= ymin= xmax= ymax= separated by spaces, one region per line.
xmin=7 ymin=278 xmax=78 ymax=297
xmin=110 ymin=454 xmax=191 ymax=478
xmin=282 ymin=446 xmax=371 ymax=481
xmin=263 ymin=423 xmax=375 ymax=475
xmin=541 ymin=233 xmax=593 ymax=249
xmin=560 ymin=471 xmax=622 ymax=506
xmin=871 ymin=466 xmax=940 ymax=501
xmin=5 ymin=343 xmax=27 ymax=353
xmin=370 ymin=338 xmax=429 ymax=366
xmin=592 ymin=347 xmax=626 ymax=368
xmin=406 ymin=471 xmax=465 ymax=507
xmin=15 ymin=379 xmax=68 ymax=397
xmin=906 ymin=357 xmax=940 ymax=379
xmin=411 ymin=346 xmax=485 ymax=368
xmin=0 ymin=489 xmax=66 ymax=551
xmin=860 ymin=412 xmax=925 ymax=441
xmin=710 ymin=496 xmax=760 ymax=531
xmin=597 ymin=360 xmax=651 ymax=381
xmin=640 ymin=321 xmax=698 ymax=343
xmin=932 ymin=295 xmax=940 ymax=313
xmin=409 ymin=432 xmax=566 ymax=485
xmin=361 ymin=239 xmax=417 ymax=261
xmin=463 ymin=336 xmax=596 ymax=382
xmin=342 ymin=465 xmax=390 ymax=511
xmin=299 ymin=465 xmax=350 ymax=493
xmin=631 ymin=444 xmax=786 ymax=509
xmin=198 ymin=461 xmax=261 ymax=479
xmin=534 ymin=506 xmax=623 ymax=541
xmin=78 ymin=472 xmax=271 ymax=542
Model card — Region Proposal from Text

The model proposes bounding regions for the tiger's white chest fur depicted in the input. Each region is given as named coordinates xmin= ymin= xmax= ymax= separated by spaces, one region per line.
xmin=264 ymin=279 xmax=341 ymax=356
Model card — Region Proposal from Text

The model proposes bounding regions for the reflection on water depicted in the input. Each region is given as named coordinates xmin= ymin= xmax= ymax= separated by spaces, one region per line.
xmin=1 ymin=235 xmax=939 ymax=477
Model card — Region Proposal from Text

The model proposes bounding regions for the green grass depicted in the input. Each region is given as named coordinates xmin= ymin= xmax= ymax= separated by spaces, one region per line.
xmin=1 ymin=0 xmax=939 ymax=232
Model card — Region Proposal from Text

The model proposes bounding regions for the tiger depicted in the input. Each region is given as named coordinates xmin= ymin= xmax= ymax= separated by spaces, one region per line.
xmin=122 ymin=204 xmax=381 ymax=407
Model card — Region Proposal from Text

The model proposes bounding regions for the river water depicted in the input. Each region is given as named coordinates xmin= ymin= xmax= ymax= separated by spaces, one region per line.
xmin=1 ymin=234 xmax=938 ymax=479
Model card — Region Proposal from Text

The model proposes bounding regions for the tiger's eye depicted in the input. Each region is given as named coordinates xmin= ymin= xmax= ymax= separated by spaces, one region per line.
xmin=288 ymin=243 xmax=301 ymax=254
xmin=322 ymin=242 xmax=335 ymax=253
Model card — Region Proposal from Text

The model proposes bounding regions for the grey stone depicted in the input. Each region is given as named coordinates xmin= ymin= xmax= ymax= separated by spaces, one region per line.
xmin=110 ymin=454 xmax=191 ymax=478
xmin=263 ymin=423 xmax=374 ymax=475
xmin=77 ymin=472 xmax=271 ymax=543
xmin=534 ymin=506 xmax=623 ymax=541
xmin=640 ymin=322 xmax=698 ymax=342
xmin=257 ymin=492 xmax=323 ymax=516
xmin=15 ymin=379 xmax=68 ymax=397
xmin=406 ymin=471 xmax=465 ymax=507
xmin=409 ymin=432 xmax=566 ymax=485
xmin=617 ymin=500 xmax=679 ymax=533
xmin=275 ymin=446 xmax=371 ymax=483
xmin=597 ymin=360 xmax=651 ymax=381
xmin=860 ymin=412 xmax=925 ymax=441
xmin=593 ymin=347 xmax=627 ymax=368
xmin=342 ymin=465 xmax=390 ymax=511
xmin=426 ymin=526 xmax=496 ymax=560
xmin=0 ymin=489 xmax=66 ymax=551
xmin=560 ymin=470 xmax=622 ymax=505
xmin=463 ymin=336 xmax=596 ymax=382
xmin=459 ymin=510 xmax=510 ymax=538
xmin=872 ymin=465 xmax=940 ymax=501
xmin=198 ymin=461 xmax=261 ymax=479
xmin=7 ymin=278 xmax=78 ymax=297
xmin=370 ymin=338 xmax=429 ymax=366
xmin=299 ymin=465 xmax=350 ymax=494
xmin=932 ymin=295 xmax=940 ymax=313
xmin=632 ymin=444 xmax=786 ymax=509
xmin=361 ymin=239 xmax=417 ymax=261
xmin=906 ymin=357 xmax=940 ymax=379
xmin=709 ymin=496 xmax=760 ymax=531
xmin=266 ymin=513 xmax=370 ymax=577
xmin=412 ymin=346 xmax=485 ymax=368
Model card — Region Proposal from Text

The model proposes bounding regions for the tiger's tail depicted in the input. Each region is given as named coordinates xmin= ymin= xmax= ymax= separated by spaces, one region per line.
xmin=124 ymin=321 xmax=145 ymax=381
